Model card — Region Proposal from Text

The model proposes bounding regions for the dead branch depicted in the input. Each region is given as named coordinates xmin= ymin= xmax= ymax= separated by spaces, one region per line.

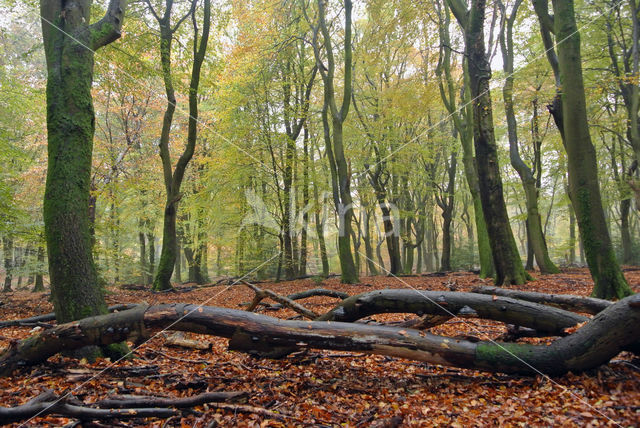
xmin=241 ymin=280 xmax=319 ymax=319
xmin=164 ymin=331 xmax=211 ymax=350
xmin=471 ymin=286 xmax=611 ymax=314
xmin=239 ymin=288 xmax=349 ymax=310
xmin=0 ymin=389 xmax=248 ymax=425
xmin=0 ymin=304 xmax=139 ymax=329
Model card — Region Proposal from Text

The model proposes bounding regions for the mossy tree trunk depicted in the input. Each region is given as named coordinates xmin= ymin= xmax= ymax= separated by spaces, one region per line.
xmin=149 ymin=0 xmax=211 ymax=291
xmin=311 ymin=0 xmax=359 ymax=284
xmin=311 ymin=147 xmax=330 ymax=278
xmin=498 ymin=0 xmax=558 ymax=274
xmin=40 ymin=0 xmax=126 ymax=322
xmin=447 ymin=0 xmax=528 ymax=285
xmin=547 ymin=0 xmax=632 ymax=299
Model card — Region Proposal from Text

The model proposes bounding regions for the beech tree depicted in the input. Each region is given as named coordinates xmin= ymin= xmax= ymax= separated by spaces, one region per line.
xmin=498 ymin=0 xmax=558 ymax=274
xmin=447 ymin=0 xmax=530 ymax=285
xmin=146 ymin=0 xmax=212 ymax=291
xmin=40 ymin=0 xmax=126 ymax=326
xmin=533 ymin=0 xmax=633 ymax=299
xmin=308 ymin=0 xmax=359 ymax=283
xmin=433 ymin=0 xmax=494 ymax=278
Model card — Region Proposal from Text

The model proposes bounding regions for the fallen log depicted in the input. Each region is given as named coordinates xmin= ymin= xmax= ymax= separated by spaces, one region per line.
xmin=0 ymin=304 xmax=140 ymax=329
xmin=471 ymin=286 xmax=611 ymax=314
xmin=1 ymin=293 xmax=639 ymax=376
xmin=0 ymin=389 xmax=247 ymax=425
xmin=317 ymin=289 xmax=587 ymax=334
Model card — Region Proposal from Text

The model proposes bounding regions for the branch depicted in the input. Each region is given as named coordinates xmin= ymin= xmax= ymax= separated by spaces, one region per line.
xmin=0 ymin=389 xmax=247 ymax=425
xmin=242 ymin=281 xmax=319 ymax=319
xmin=90 ymin=0 xmax=128 ymax=50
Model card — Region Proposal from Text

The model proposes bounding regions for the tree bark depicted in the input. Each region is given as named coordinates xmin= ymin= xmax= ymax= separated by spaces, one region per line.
xmin=435 ymin=1 xmax=494 ymax=278
xmin=2 ymin=236 xmax=12 ymax=292
xmin=313 ymin=0 xmax=359 ymax=284
xmin=32 ymin=245 xmax=45 ymax=292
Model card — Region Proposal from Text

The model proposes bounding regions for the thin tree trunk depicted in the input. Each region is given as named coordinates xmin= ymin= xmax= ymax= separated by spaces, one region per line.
xmin=499 ymin=0 xmax=558 ymax=274
xmin=152 ymin=0 xmax=211 ymax=291
xmin=2 ymin=237 xmax=13 ymax=292
xmin=33 ymin=245 xmax=45 ymax=292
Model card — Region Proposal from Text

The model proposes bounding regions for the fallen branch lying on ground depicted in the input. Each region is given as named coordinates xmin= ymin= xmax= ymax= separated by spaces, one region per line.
xmin=471 ymin=286 xmax=611 ymax=314
xmin=0 ymin=304 xmax=139 ymax=329
xmin=0 ymin=389 xmax=247 ymax=425
xmin=318 ymin=289 xmax=587 ymax=334
xmin=239 ymin=288 xmax=350 ymax=310
xmin=242 ymin=281 xmax=319 ymax=319
xmin=164 ymin=331 xmax=211 ymax=350
xmin=1 ymin=292 xmax=639 ymax=377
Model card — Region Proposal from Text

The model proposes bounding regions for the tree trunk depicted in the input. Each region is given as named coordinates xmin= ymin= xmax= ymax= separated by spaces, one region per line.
xmin=499 ymin=0 xmax=558 ymax=275
xmin=552 ymin=0 xmax=632 ymax=298
xmin=363 ymin=210 xmax=378 ymax=276
xmin=438 ymin=151 xmax=457 ymax=272
xmin=315 ymin=0 xmax=358 ymax=284
xmin=153 ymin=0 xmax=211 ymax=291
xmin=472 ymin=285 xmax=612 ymax=314
xmin=2 ymin=237 xmax=13 ymax=292
xmin=568 ymin=198 xmax=576 ymax=264
xmin=139 ymin=228 xmax=147 ymax=284
xmin=3 ymin=293 xmax=639 ymax=377
xmin=448 ymin=0 xmax=528 ymax=285
xmin=621 ymin=198 xmax=633 ymax=264
xmin=32 ymin=245 xmax=45 ymax=292
xmin=40 ymin=0 xmax=126 ymax=323
xmin=147 ymin=232 xmax=155 ymax=284
xmin=175 ymin=243 xmax=182 ymax=283
xmin=435 ymin=2 xmax=494 ymax=278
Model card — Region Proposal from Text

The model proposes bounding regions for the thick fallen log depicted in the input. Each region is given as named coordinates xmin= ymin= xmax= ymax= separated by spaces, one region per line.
xmin=0 ymin=304 xmax=139 ymax=329
xmin=471 ymin=286 xmax=611 ymax=314
xmin=317 ymin=289 xmax=587 ymax=334
xmin=0 ymin=389 xmax=247 ymax=425
xmin=1 ymin=293 xmax=639 ymax=376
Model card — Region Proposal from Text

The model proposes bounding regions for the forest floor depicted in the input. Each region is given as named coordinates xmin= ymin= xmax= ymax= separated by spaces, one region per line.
xmin=0 ymin=268 xmax=639 ymax=427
